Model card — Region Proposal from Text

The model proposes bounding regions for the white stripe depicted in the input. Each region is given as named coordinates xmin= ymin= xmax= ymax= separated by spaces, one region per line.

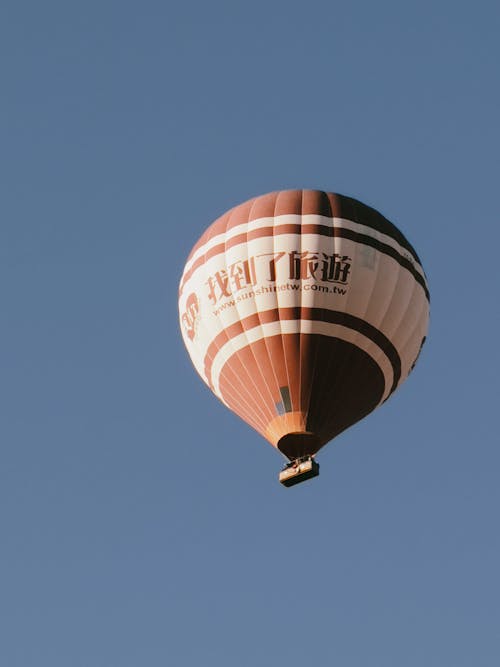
xmin=209 ymin=320 xmax=395 ymax=405
xmin=181 ymin=213 xmax=427 ymax=286
xmin=182 ymin=216 xmax=277 ymax=275
xmin=332 ymin=217 xmax=425 ymax=280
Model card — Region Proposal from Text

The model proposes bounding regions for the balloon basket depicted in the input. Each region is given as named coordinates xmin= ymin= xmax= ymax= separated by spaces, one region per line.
xmin=279 ymin=456 xmax=320 ymax=487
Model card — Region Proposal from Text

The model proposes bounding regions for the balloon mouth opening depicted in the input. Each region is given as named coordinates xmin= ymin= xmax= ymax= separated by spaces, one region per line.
xmin=277 ymin=432 xmax=322 ymax=461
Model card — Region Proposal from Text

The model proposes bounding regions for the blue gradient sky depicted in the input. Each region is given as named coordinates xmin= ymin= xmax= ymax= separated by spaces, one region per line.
xmin=2 ymin=2 xmax=499 ymax=665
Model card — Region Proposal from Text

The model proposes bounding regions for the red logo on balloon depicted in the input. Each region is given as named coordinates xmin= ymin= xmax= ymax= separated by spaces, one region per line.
xmin=181 ymin=292 xmax=199 ymax=341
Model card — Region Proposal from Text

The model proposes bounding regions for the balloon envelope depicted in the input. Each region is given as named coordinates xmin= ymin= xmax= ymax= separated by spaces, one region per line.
xmin=179 ymin=190 xmax=429 ymax=460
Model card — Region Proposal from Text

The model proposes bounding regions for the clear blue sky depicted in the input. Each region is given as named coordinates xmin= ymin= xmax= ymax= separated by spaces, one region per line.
xmin=1 ymin=1 xmax=499 ymax=665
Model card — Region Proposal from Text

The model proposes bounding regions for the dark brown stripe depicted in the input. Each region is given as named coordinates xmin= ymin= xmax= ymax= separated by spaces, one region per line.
xmin=204 ymin=307 xmax=401 ymax=396
xmin=179 ymin=222 xmax=429 ymax=301
xmin=326 ymin=192 xmax=423 ymax=265
xmin=185 ymin=190 xmax=424 ymax=266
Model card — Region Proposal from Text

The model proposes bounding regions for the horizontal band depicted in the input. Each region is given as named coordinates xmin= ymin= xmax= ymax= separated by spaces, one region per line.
xmin=185 ymin=190 xmax=423 ymax=267
xmin=180 ymin=221 xmax=429 ymax=301
xmin=203 ymin=307 xmax=401 ymax=401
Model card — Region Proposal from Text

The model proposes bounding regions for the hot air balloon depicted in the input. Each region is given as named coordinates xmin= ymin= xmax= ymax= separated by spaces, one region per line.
xmin=179 ymin=190 xmax=429 ymax=486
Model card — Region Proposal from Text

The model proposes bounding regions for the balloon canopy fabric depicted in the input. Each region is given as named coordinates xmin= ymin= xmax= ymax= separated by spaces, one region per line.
xmin=179 ymin=190 xmax=429 ymax=461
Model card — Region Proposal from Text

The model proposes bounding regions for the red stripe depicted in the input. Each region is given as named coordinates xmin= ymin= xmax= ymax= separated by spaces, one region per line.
xmin=179 ymin=225 xmax=300 ymax=295
xmin=179 ymin=223 xmax=429 ymax=300
xmin=204 ymin=308 xmax=401 ymax=395
xmin=183 ymin=189 xmax=423 ymax=268
xmin=180 ymin=223 xmax=330 ymax=295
